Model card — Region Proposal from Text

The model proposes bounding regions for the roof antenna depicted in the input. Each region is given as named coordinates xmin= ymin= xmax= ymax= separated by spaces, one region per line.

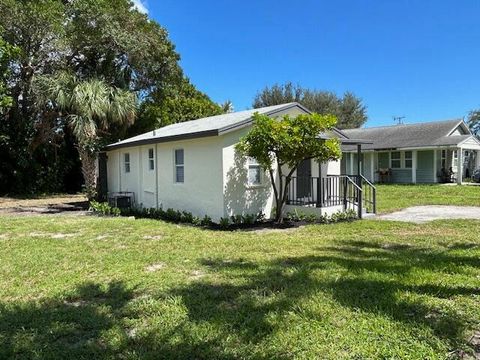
xmin=393 ymin=116 xmax=405 ymax=125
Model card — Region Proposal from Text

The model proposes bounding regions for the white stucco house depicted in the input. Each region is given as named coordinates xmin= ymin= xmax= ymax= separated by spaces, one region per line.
xmin=101 ymin=102 xmax=374 ymax=222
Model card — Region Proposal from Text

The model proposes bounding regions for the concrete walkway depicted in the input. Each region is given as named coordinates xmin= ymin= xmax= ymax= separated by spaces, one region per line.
xmin=377 ymin=205 xmax=480 ymax=223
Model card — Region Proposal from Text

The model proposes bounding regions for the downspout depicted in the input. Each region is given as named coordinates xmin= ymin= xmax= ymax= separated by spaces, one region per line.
xmin=118 ymin=151 xmax=122 ymax=191
xmin=155 ymin=143 xmax=159 ymax=208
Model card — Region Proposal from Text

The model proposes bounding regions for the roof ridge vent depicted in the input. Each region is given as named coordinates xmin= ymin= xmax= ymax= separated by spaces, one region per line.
xmin=153 ymin=130 xmax=156 ymax=136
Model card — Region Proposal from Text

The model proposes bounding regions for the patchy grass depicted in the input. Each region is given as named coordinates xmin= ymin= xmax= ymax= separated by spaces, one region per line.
xmin=0 ymin=216 xmax=479 ymax=359
xmin=376 ymin=184 xmax=480 ymax=214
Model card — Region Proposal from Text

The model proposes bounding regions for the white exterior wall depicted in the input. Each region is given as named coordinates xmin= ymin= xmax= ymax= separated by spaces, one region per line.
xmin=156 ymin=136 xmax=224 ymax=220
xmin=105 ymin=105 xmax=346 ymax=221
xmin=106 ymin=136 xmax=225 ymax=220
xmin=221 ymin=127 xmax=276 ymax=219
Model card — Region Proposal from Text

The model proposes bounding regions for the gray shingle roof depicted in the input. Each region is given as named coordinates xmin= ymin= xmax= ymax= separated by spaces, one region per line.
xmin=342 ymin=119 xmax=474 ymax=151
xmin=105 ymin=102 xmax=358 ymax=150
xmin=106 ymin=103 xmax=308 ymax=150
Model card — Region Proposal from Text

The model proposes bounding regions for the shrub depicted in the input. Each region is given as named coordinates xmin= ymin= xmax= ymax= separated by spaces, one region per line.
xmin=256 ymin=211 xmax=266 ymax=222
xmin=285 ymin=209 xmax=357 ymax=224
xmin=231 ymin=214 xmax=243 ymax=225
xmin=201 ymin=215 xmax=213 ymax=227
xmin=219 ymin=217 xmax=230 ymax=229
xmin=165 ymin=208 xmax=181 ymax=223
xmin=89 ymin=201 xmax=120 ymax=216
xmin=243 ymin=213 xmax=256 ymax=225
xmin=181 ymin=211 xmax=194 ymax=223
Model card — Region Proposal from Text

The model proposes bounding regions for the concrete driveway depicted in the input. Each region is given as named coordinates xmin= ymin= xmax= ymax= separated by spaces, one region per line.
xmin=377 ymin=205 xmax=480 ymax=223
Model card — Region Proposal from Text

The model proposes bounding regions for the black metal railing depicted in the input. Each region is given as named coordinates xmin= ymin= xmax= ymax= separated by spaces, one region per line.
xmin=285 ymin=174 xmax=377 ymax=218
xmin=345 ymin=174 xmax=377 ymax=215
xmin=358 ymin=174 xmax=377 ymax=214
xmin=286 ymin=175 xmax=346 ymax=208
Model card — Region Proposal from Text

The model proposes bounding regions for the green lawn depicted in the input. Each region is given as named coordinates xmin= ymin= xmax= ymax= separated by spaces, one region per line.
xmin=376 ymin=184 xmax=480 ymax=213
xmin=1 ymin=211 xmax=479 ymax=359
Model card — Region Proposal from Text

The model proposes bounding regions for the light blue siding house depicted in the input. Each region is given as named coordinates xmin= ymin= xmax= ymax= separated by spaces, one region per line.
xmin=341 ymin=119 xmax=480 ymax=184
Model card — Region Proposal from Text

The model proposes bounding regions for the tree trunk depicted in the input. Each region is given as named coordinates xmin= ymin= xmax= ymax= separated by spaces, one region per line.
xmin=78 ymin=147 xmax=97 ymax=201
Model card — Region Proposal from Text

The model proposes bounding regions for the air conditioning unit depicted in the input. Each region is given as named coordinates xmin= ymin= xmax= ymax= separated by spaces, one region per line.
xmin=108 ymin=192 xmax=135 ymax=209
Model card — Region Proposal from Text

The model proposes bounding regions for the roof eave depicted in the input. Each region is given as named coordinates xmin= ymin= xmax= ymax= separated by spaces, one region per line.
xmin=103 ymin=129 xmax=219 ymax=151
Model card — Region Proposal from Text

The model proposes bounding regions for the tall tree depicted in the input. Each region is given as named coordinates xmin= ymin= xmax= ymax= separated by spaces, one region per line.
xmin=467 ymin=109 xmax=480 ymax=137
xmin=36 ymin=72 xmax=136 ymax=199
xmin=127 ymin=79 xmax=224 ymax=136
xmin=0 ymin=0 xmax=220 ymax=194
xmin=0 ymin=36 xmax=19 ymax=111
xmin=253 ymin=82 xmax=368 ymax=129
xmin=236 ymin=113 xmax=341 ymax=223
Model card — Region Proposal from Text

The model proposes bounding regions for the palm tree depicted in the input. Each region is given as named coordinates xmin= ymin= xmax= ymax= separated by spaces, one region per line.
xmin=36 ymin=72 xmax=136 ymax=199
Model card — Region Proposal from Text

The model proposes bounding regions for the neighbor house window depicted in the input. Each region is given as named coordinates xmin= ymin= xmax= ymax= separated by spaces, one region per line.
xmin=174 ymin=149 xmax=184 ymax=183
xmin=124 ymin=153 xmax=130 ymax=173
xmin=247 ymin=157 xmax=262 ymax=185
xmin=441 ymin=150 xmax=447 ymax=168
xmin=391 ymin=152 xmax=401 ymax=168
xmin=148 ymin=148 xmax=155 ymax=170
xmin=404 ymin=151 xmax=412 ymax=168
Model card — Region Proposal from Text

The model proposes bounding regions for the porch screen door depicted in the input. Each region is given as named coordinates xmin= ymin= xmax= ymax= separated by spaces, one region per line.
xmin=296 ymin=159 xmax=312 ymax=199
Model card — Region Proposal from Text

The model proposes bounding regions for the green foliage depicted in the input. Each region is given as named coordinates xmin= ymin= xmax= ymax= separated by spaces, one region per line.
xmin=2 ymin=199 xmax=480 ymax=359
xmin=128 ymin=80 xmax=224 ymax=136
xmin=0 ymin=0 xmax=216 ymax=195
xmin=89 ymin=201 xmax=121 ymax=216
xmin=236 ymin=112 xmax=342 ymax=222
xmin=219 ymin=217 xmax=231 ymax=229
xmin=200 ymin=215 xmax=213 ymax=227
xmin=253 ymin=82 xmax=367 ymax=129
xmin=230 ymin=214 xmax=243 ymax=225
xmin=467 ymin=109 xmax=480 ymax=137
xmin=34 ymin=72 xmax=137 ymax=199
xmin=285 ymin=209 xmax=357 ymax=224
xmin=0 ymin=36 xmax=19 ymax=111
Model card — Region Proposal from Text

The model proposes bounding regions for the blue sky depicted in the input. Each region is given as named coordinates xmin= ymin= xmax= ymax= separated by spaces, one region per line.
xmin=135 ymin=0 xmax=480 ymax=127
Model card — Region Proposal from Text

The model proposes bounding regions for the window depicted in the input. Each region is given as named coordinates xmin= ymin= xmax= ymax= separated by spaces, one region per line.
xmin=124 ymin=153 xmax=130 ymax=173
xmin=404 ymin=151 xmax=412 ymax=168
xmin=441 ymin=150 xmax=447 ymax=168
xmin=174 ymin=149 xmax=184 ymax=183
xmin=148 ymin=148 xmax=155 ymax=170
xmin=391 ymin=151 xmax=401 ymax=168
xmin=247 ymin=157 xmax=262 ymax=185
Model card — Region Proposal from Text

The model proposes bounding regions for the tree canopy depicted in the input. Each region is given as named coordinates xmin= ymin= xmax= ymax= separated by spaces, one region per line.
xmin=0 ymin=0 xmax=222 ymax=194
xmin=253 ymin=82 xmax=368 ymax=129
xmin=236 ymin=112 xmax=341 ymax=223
xmin=467 ymin=109 xmax=480 ymax=137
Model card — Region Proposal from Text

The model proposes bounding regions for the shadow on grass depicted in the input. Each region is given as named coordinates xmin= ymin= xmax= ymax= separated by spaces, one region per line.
xmin=0 ymin=281 xmax=135 ymax=359
xmin=170 ymin=242 xmax=479 ymax=355
xmin=1 ymin=242 xmax=478 ymax=358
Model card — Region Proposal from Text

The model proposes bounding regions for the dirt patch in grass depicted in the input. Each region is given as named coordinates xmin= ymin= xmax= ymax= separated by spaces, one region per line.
xmin=189 ymin=270 xmax=205 ymax=280
xmin=0 ymin=194 xmax=88 ymax=217
xmin=143 ymin=235 xmax=163 ymax=240
xmin=145 ymin=263 xmax=166 ymax=272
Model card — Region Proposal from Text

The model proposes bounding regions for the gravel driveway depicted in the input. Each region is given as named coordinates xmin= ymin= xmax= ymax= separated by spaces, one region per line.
xmin=377 ymin=205 xmax=480 ymax=223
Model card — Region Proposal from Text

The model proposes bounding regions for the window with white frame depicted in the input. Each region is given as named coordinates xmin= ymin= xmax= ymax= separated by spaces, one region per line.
xmin=247 ymin=157 xmax=262 ymax=185
xmin=148 ymin=148 xmax=155 ymax=170
xmin=124 ymin=153 xmax=130 ymax=173
xmin=391 ymin=151 xmax=401 ymax=168
xmin=174 ymin=149 xmax=184 ymax=183
xmin=441 ymin=150 xmax=447 ymax=168
xmin=404 ymin=151 xmax=412 ymax=168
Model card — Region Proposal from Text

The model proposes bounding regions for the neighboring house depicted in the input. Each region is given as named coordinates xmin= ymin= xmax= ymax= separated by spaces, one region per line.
xmin=341 ymin=119 xmax=480 ymax=184
xmin=101 ymin=102 xmax=374 ymax=222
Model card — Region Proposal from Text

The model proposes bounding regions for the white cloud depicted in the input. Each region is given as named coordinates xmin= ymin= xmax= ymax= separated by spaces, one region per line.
xmin=132 ymin=0 xmax=148 ymax=14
